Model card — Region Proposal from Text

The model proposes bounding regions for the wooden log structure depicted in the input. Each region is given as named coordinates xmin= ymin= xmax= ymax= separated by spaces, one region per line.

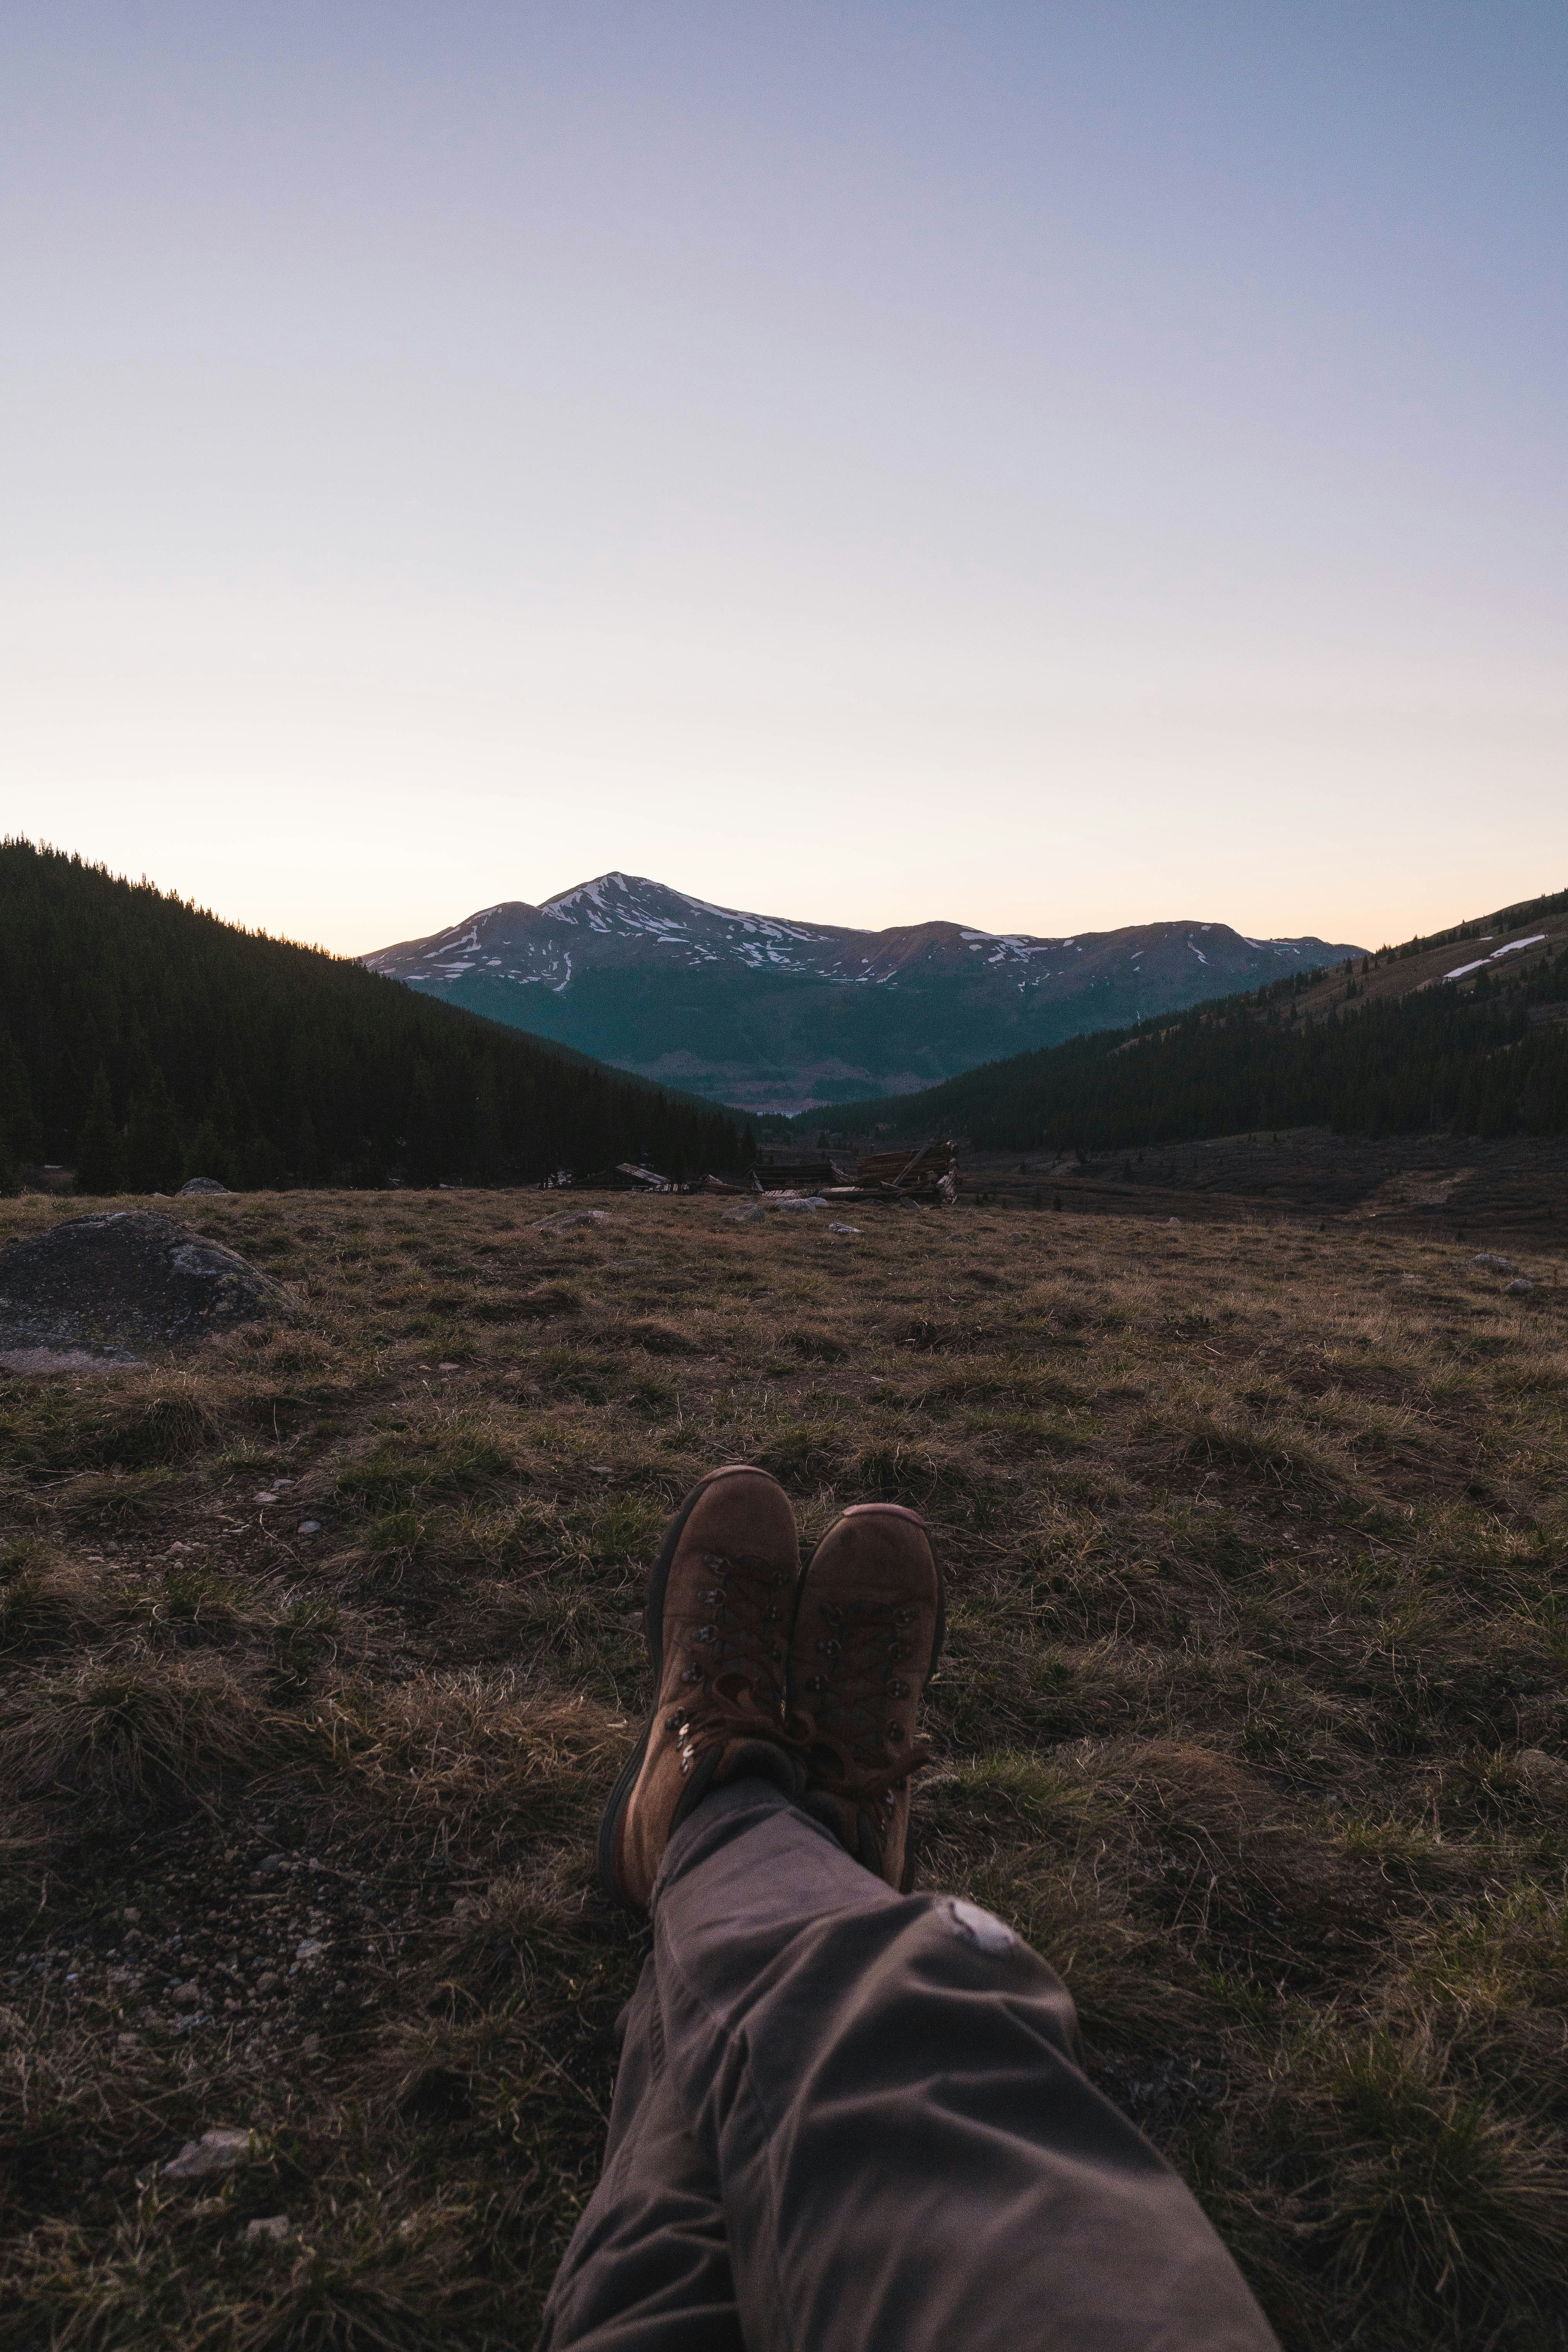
xmin=570 ymin=1162 xmax=676 ymax=1191
xmin=746 ymin=1159 xmax=847 ymax=1190
xmin=855 ymin=1141 xmax=955 ymax=1189
xmin=704 ymin=1139 xmax=959 ymax=1205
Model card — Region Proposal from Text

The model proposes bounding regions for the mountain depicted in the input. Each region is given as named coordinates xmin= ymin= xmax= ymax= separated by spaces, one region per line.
xmin=0 ymin=843 xmax=750 ymax=1192
xmin=363 ymin=872 xmax=1366 ymax=1114
xmin=782 ymin=887 xmax=1568 ymax=1149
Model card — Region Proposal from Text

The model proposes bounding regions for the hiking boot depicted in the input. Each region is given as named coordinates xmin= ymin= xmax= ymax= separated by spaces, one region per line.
xmin=597 ymin=1465 xmax=805 ymax=1910
xmin=790 ymin=1503 xmax=945 ymax=1889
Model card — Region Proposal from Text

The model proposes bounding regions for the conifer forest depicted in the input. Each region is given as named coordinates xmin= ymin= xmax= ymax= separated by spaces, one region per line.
xmin=0 ymin=843 xmax=752 ymax=1192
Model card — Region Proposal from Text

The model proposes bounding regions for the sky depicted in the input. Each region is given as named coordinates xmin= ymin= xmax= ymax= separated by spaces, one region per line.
xmin=3 ymin=2 xmax=1565 ymax=956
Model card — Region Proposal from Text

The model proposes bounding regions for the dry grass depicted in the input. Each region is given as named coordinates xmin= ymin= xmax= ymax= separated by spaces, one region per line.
xmin=2 ymin=1188 xmax=1566 ymax=2349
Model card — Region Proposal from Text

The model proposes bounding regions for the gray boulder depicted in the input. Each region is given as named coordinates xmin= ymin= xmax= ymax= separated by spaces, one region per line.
xmin=179 ymin=1176 xmax=231 ymax=1196
xmin=535 ymin=1209 xmax=612 ymax=1236
xmin=0 ymin=1212 xmax=284 ymax=1362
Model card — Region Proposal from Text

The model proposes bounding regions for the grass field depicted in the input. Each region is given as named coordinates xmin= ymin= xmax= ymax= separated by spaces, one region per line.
xmin=3 ymin=1186 xmax=1567 ymax=2350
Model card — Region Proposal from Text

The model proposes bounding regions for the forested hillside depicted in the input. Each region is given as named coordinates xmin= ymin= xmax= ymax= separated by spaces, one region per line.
xmin=0 ymin=843 xmax=751 ymax=1191
xmin=794 ymin=889 xmax=1568 ymax=1152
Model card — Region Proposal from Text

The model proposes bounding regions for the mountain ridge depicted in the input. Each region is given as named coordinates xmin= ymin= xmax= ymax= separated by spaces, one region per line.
xmin=780 ymin=885 xmax=1568 ymax=1150
xmin=365 ymin=871 xmax=1365 ymax=1113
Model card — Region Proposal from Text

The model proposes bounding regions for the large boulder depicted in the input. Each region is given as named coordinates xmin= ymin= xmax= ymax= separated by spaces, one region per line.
xmin=0 ymin=1212 xmax=284 ymax=1364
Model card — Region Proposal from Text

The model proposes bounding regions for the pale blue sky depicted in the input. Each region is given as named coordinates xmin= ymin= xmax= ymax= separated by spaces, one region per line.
xmin=3 ymin=3 xmax=1564 ymax=952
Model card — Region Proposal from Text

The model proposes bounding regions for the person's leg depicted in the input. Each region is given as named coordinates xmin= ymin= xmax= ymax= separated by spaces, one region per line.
xmin=546 ymin=1458 xmax=807 ymax=2350
xmin=650 ymin=1777 xmax=1277 ymax=2352
xmin=584 ymin=1466 xmax=1276 ymax=2350
xmin=538 ymin=1956 xmax=746 ymax=2352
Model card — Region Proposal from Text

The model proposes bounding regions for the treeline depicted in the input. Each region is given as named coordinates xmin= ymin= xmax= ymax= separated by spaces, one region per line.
xmin=0 ymin=841 xmax=752 ymax=1192
xmin=792 ymin=929 xmax=1568 ymax=1154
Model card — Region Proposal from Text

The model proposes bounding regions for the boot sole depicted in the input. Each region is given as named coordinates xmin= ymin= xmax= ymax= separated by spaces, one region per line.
xmin=595 ymin=1464 xmax=788 ymax=1907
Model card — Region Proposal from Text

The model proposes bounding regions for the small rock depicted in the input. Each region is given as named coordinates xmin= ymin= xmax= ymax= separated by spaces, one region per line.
xmin=256 ymin=1855 xmax=284 ymax=1876
xmin=256 ymin=1971 xmax=282 ymax=1995
xmin=164 ymin=2126 xmax=256 ymax=2180
xmin=1505 ymin=1278 xmax=1534 ymax=1293
xmin=535 ymin=1209 xmax=611 ymax=1236
xmin=179 ymin=1177 xmax=231 ymax=1195
xmin=300 ymin=2032 xmax=321 ymax=2055
xmin=437 ymin=1360 xmax=461 ymax=1372
xmin=1472 ymin=1252 xmax=1519 ymax=1271
xmin=1518 ymin=1748 xmax=1568 ymax=1787
xmin=171 ymin=1982 xmax=203 ymax=2008
xmin=246 ymin=2215 xmax=292 ymax=2246
xmin=115 ymin=2033 xmax=142 ymax=2053
xmin=295 ymin=1938 xmax=326 ymax=1964
xmin=254 ymin=1492 xmax=279 ymax=1504
xmin=773 ymin=1196 xmax=825 ymax=1211
xmin=296 ymin=1519 xmax=321 ymax=1535
xmin=1167 ymin=1218 xmax=1181 ymax=1226
xmin=723 ymin=1202 xmax=767 ymax=1223
xmin=828 ymin=1222 xmax=860 ymax=1236
xmin=123 ymin=1907 xmax=141 ymax=1923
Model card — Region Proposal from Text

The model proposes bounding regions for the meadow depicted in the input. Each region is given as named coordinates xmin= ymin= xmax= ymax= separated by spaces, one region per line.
xmin=3 ymin=1186 xmax=1567 ymax=2350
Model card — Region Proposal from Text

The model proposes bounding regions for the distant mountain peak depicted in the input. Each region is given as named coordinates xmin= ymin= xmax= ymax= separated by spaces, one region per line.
xmin=364 ymin=875 xmax=1364 ymax=1115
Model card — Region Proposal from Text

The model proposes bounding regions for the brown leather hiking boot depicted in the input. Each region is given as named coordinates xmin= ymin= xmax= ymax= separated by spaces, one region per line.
xmin=597 ymin=1465 xmax=805 ymax=1910
xmin=790 ymin=1503 xmax=944 ymax=1889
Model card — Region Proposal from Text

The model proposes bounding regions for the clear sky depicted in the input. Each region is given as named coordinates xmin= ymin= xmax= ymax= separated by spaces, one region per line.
xmin=3 ymin=2 xmax=1564 ymax=955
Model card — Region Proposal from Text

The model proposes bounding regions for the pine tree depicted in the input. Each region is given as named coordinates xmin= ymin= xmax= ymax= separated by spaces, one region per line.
xmin=472 ymin=1065 xmax=503 ymax=1183
xmin=75 ymin=1065 xmax=128 ymax=1195
xmin=294 ymin=1108 xmax=321 ymax=1185
xmin=0 ymin=1027 xmax=41 ymax=1164
xmin=127 ymin=1066 xmax=185 ymax=1193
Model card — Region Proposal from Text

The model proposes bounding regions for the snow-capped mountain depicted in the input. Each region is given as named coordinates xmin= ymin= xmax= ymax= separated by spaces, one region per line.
xmin=363 ymin=873 xmax=1364 ymax=1114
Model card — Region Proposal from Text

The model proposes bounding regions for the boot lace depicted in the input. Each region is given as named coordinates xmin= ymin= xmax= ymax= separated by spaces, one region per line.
xmin=664 ymin=1549 xmax=804 ymax=1777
